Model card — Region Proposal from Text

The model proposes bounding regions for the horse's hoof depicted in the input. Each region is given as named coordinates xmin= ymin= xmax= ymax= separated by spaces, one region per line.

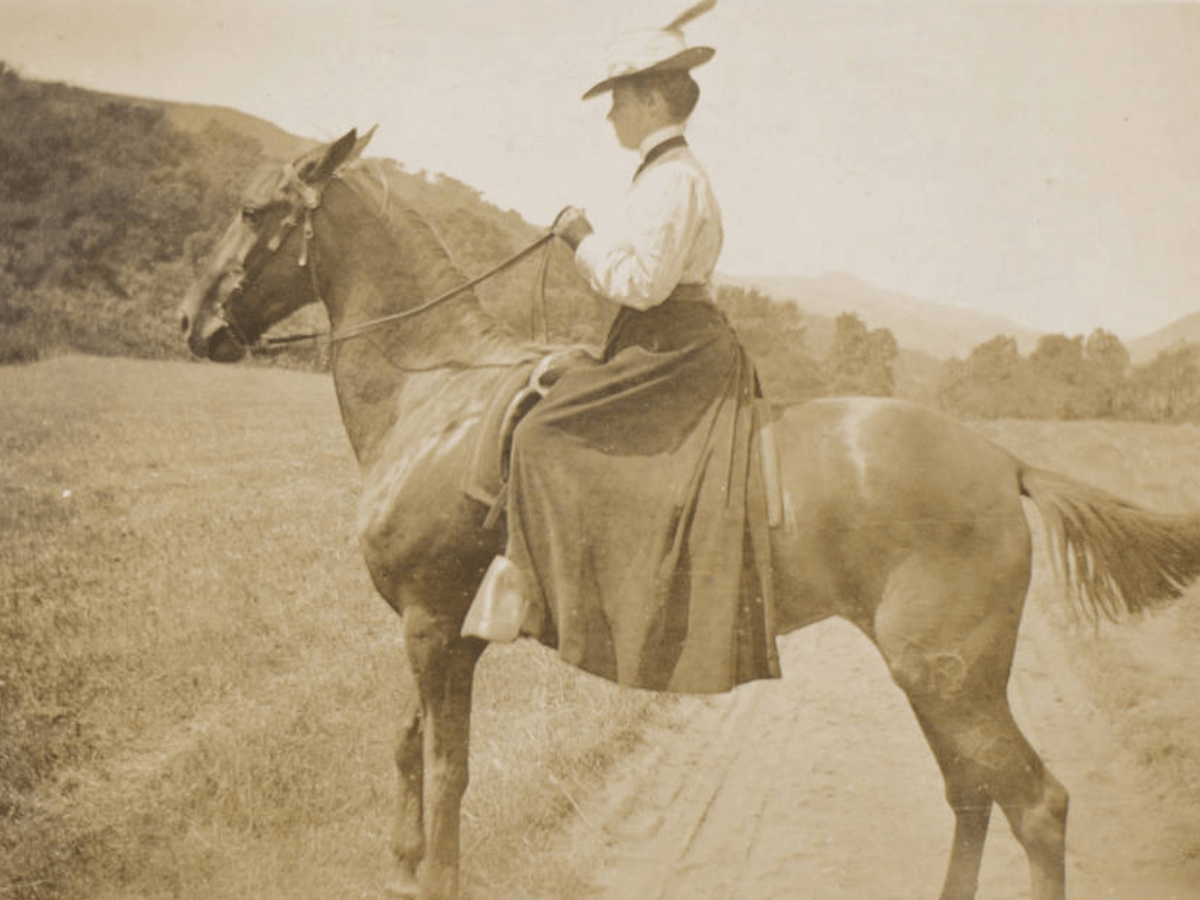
xmin=384 ymin=867 xmax=420 ymax=899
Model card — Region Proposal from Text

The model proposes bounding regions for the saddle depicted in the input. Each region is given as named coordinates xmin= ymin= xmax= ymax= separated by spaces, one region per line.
xmin=462 ymin=346 xmax=601 ymax=522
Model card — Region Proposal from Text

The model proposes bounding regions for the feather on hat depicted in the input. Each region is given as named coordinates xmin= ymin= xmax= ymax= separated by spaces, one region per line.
xmin=582 ymin=0 xmax=717 ymax=100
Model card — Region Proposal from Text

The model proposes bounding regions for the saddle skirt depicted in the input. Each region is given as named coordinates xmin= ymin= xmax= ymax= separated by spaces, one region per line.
xmin=462 ymin=346 xmax=602 ymax=515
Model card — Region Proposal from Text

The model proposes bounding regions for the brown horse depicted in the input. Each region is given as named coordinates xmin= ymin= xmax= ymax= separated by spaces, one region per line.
xmin=178 ymin=130 xmax=1200 ymax=900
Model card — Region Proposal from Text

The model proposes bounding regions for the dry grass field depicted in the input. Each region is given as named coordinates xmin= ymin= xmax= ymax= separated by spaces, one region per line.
xmin=2 ymin=355 xmax=1197 ymax=900
xmin=0 ymin=355 xmax=667 ymax=900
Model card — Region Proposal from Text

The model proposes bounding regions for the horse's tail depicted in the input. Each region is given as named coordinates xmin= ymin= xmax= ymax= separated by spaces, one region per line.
xmin=1018 ymin=464 xmax=1200 ymax=622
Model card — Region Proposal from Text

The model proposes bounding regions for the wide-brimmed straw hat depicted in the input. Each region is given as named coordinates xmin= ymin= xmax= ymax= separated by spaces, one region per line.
xmin=582 ymin=0 xmax=717 ymax=100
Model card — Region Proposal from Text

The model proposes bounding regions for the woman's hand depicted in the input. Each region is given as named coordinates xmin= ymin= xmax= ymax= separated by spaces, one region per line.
xmin=551 ymin=206 xmax=594 ymax=250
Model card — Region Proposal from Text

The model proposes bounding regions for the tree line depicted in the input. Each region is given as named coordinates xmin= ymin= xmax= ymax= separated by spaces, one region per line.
xmin=717 ymin=285 xmax=899 ymax=404
xmin=937 ymin=330 xmax=1200 ymax=423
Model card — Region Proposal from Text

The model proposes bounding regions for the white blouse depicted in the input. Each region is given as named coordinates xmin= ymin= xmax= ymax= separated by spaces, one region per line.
xmin=574 ymin=127 xmax=724 ymax=311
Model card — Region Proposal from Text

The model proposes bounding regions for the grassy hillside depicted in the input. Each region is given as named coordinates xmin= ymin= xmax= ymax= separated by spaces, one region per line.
xmin=0 ymin=65 xmax=285 ymax=363
xmin=0 ymin=356 xmax=669 ymax=900
xmin=157 ymin=99 xmax=315 ymax=160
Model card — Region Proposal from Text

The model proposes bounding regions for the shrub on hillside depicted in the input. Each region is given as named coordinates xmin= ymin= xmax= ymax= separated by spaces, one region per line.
xmin=0 ymin=65 xmax=272 ymax=364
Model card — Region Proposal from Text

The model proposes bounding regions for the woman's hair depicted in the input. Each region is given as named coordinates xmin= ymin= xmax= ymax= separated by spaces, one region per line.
xmin=632 ymin=70 xmax=700 ymax=122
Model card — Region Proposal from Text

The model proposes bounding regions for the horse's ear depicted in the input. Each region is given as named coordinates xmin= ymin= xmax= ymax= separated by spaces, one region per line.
xmin=309 ymin=129 xmax=359 ymax=183
xmin=346 ymin=125 xmax=378 ymax=165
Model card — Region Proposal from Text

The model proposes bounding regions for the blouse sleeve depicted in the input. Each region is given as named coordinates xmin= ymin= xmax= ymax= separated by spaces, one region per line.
xmin=574 ymin=164 xmax=702 ymax=311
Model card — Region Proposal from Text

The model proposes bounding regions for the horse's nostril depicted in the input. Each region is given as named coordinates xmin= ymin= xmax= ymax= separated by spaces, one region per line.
xmin=179 ymin=313 xmax=190 ymax=335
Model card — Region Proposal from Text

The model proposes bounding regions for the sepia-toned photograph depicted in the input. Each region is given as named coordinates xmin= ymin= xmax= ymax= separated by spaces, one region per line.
xmin=1 ymin=2 xmax=1197 ymax=899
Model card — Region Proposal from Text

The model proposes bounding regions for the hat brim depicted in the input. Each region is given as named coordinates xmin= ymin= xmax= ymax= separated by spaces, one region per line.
xmin=582 ymin=46 xmax=715 ymax=100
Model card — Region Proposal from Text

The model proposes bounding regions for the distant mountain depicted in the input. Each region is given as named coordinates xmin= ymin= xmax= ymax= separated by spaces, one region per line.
xmin=1127 ymin=311 xmax=1200 ymax=364
xmin=727 ymin=272 xmax=1043 ymax=360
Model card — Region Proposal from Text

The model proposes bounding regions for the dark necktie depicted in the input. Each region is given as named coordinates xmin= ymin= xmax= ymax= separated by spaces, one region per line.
xmin=633 ymin=135 xmax=688 ymax=182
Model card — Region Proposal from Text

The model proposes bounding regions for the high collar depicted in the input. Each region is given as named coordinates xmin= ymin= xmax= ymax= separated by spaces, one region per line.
xmin=633 ymin=134 xmax=688 ymax=182
xmin=638 ymin=123 xmax=686 ymax=159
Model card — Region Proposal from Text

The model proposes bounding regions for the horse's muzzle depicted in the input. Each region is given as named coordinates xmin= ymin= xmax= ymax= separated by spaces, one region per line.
xmin=185 ymin=313 xmax=245 ymax=363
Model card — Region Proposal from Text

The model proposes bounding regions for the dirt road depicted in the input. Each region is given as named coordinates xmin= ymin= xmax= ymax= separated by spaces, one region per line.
xmin=514 ymin=601 xmax=1199 ymax=900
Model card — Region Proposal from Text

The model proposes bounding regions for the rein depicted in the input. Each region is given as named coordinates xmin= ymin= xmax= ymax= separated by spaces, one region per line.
xmin=219 ymin=151 xmax=565 ymax=363
xmin=258 ymin=231 xmax=557 ymax=350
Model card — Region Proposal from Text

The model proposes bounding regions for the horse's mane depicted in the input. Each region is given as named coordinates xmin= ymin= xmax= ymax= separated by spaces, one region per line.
xmin=338 ymin=159 xmax=467 ymax=280
xmin=333 ymin=158 xmax=529 ymax=352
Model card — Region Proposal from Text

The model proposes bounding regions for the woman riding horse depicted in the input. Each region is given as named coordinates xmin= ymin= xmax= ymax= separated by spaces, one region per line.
xmin=464 ymin=3 xmax=781 ymax=693
xmin=178 ymin=6 xmax=1200 ymax=899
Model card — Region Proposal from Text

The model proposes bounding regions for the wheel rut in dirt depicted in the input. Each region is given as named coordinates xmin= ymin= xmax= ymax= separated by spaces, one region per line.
xmin=527 ymin=613 xmax=1199 ymax=900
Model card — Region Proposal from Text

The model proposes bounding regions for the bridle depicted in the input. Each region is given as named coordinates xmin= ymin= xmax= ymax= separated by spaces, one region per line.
xmin=215 ymin=159 xmax=557 ymax=356
xmin=215 ymin=161 xmax=324 ymax=347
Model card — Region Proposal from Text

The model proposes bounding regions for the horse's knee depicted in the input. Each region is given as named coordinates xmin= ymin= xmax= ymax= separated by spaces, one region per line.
xmin=403 ymin=610 xmax=460 ymax=684
xmin=428 ymin=747 xmax=470 ymax=797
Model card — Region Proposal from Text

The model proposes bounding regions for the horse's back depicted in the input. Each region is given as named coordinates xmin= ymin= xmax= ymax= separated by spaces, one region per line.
xmin=771 ymin=397 xmax=1031 ymax=630
xmin=776 ymin=396 xmax=1021 ymax=509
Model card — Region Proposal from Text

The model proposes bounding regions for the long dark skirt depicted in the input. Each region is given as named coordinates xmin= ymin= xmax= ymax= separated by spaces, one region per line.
xmin=505 ymin=293 xmax=780 ymax=693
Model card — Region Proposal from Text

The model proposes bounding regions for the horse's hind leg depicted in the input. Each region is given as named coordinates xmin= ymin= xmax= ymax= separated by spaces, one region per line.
xmin=874 ymin=535 xmax=1067 ymax=900
xmin=909 ymin=705 xmax=994 ymax=900
xmin=387 ymin=691 xmax=423 ymax=898
xmin=909 ymin=695 xmax=1069 ymax=900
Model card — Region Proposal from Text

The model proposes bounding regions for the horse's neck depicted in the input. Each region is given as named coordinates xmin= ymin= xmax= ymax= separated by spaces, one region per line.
xmin=313 ymin=177 xmax=526 ymax=467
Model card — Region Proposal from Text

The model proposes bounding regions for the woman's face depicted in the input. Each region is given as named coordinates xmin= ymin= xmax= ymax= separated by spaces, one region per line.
xmin=607 ymin=82 xmax=658 ymax=150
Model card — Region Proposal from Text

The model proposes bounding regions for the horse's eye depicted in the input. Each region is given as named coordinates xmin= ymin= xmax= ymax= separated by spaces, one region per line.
xmin=242 ymin=206 xmax=262 ymax=227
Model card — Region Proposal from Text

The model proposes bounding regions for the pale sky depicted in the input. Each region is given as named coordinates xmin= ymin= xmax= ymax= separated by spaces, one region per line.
xmin=3 ymin=0 xmax=1198 ymax=340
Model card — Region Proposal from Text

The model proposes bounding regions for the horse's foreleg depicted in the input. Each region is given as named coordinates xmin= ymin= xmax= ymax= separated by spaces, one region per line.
xmin=387 ymin=691 xmax=423 ymax=898
xmin=403 ymin=607 xmax=485 ymax=900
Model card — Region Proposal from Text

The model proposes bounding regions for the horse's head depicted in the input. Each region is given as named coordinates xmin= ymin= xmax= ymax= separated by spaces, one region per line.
xmin=178 ymin=128 xmax=374 ymax=362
